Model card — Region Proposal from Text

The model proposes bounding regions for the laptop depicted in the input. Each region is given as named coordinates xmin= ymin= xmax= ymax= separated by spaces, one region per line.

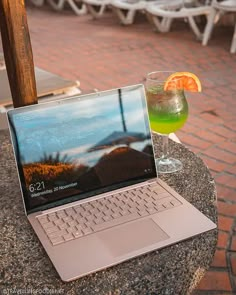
xmin=7 ymin=84 xmax=216 ymax=282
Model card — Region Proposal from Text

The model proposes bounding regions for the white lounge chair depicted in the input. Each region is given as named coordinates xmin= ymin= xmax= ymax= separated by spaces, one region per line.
xmin=202 ymin=0 xmax=236 ymax=53
xmin=145 ymin=0 xmax=213 ymax=40
xmin=145 ymin=0 xmax=185 ymax=32
xmin=110 ymin=0 xmax=147 ymax=25
xmin=30 ymin=0 xmax=87 ymax=15
xmin=47 ymin=0 xmax=87 ymax=14
xmin=82 ymin=0 xmax=111 ymax=18
xmin=110 ymin=0 xmax=183 ymax=25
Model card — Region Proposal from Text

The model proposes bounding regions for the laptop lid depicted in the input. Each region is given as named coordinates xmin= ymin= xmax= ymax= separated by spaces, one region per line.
xmin=7 ymin=84 xmax=157 ymax=215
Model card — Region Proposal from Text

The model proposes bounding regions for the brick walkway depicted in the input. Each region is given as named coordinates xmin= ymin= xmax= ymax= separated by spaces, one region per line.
xmin=2 ymin=3 xmax=236 ymax=294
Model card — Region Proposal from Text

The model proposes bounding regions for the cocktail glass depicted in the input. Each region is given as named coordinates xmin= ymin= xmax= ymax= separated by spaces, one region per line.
xmin=145 ymin=71 xmax=188 ymax=174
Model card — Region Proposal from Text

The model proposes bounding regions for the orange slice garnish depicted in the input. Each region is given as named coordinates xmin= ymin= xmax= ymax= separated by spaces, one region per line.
xmin=164 ymin=72 xmax=202 ymax=92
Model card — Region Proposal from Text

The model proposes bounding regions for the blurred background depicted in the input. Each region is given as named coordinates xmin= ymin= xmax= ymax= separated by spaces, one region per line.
xmin=0 ymin=0 xmax=236 ymax=293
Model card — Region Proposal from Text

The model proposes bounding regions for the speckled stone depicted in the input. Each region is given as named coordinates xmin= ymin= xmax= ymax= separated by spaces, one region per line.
xmin=0 ymin=130 xmax=217 ymax=295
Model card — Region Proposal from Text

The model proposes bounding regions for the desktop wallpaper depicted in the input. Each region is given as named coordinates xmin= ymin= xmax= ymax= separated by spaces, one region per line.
xmin=10 ymin=87 xmax=154 ymax=207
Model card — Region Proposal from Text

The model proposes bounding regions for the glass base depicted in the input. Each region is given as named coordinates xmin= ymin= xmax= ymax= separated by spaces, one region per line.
xmin=155 ymin=157 xmax=183 ymax=174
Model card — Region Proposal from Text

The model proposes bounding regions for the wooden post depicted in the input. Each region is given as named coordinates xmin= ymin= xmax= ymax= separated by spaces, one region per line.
xmin=0 ymin=0 xmax=38 ymax=107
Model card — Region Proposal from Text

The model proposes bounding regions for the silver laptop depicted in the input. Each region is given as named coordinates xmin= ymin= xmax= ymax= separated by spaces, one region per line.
xmin=7 ymin=84 xmax=216 ymax=282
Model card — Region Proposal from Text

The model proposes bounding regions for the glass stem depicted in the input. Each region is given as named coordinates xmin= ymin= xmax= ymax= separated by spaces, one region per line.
xmin=162 ymin=135 xmax=169 ymax=160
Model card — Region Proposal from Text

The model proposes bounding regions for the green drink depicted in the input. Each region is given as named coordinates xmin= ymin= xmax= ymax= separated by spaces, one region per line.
xmin=146 ymin=86 xmax=188 ymax=135
xmin=145 ymin=71 xmax=189 ymax=174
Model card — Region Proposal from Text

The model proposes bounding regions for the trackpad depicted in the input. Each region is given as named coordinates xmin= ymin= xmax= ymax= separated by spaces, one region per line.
xmin=97 ymin=218 xmax=169 ymax=257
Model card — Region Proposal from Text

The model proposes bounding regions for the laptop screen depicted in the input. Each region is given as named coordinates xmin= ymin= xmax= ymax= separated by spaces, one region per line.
xmin=8 ymin=85 xmax=157 ymax=213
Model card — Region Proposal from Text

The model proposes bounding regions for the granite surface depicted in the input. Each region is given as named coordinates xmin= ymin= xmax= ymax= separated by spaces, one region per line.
xmin=0 ymin=130 xmax=218 ymax=295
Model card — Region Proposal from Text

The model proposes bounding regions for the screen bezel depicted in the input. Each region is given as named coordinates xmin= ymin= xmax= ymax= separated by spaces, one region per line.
xmin=7 ymin=84 xmax=157 ymax=215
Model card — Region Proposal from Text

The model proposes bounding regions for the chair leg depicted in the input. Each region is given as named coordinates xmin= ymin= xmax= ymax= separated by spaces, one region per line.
xmin=202 ymin=8 xmax=217 ymax=46
xmin=151 ymin=15 xmax=163 ymax=31
xmin=47 ymin=0 xmax=65 ymax=10
xmin=162 ymin=17 xmax=173 ymax=32
xmin=123 ymin=9 xmax=136 ymax=25
xmin=67 ymin=0 xmax=87 ymax=15
xmin=145 ymin=12 xmax=156 ymax=28
xmin=150 ymin=14 xmax=172 ymax=33
xmin=230 ymin=23 xmax=236 ymax=54
xmin=97 ymin=4 xmax=106 ymax=17
xmin=188 ymin=15 xmax=202 ymax=40
xmin=111 ymin=7 xmax=136 ymax=25
xmin=86 ymin=4 xmax=106 ymax=18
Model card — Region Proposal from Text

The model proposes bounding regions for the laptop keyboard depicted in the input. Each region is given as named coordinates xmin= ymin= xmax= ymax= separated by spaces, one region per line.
xmin=37 ymin=182 xmax=182 ymax=246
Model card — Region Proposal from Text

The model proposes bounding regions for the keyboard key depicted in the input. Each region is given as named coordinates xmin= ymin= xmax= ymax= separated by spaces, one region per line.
xmin=67 ymin=226 xmax=76 ymax=233
xmin=82 ymin=227 xmax=93 ymax=235
xmin=67 ymin=220 xmax=78 ymax=227
xmin=51 ymin=236 xmax=64 ymax=246
xmin=54 ymin=219 xmax=64 ymax=226
xmin=63 ymin=233 xmax=74 ymax=242
xmin=45 ymin=226 xmax=59 ymax=234
xmin=111 ymin=206 xmax=120 ymax=213
xmin=81 ymin=203 xmax=93 ymax=211
xmin=147 ymin=207 xmax=158 ymax=214
xmin=47 ymin=231 xmax=60 ymax=239
xmin=170 ymin=198 xmax=182 ymax=206
xmin=48 ymin=229 xmax=67 ymax=238
xmin=84 ymin=214 xmax=94 ymax=222
xmin=38 ymin=216 xmax=48 ymax=224
xmin=89 ymin=208 xmax=100 ymax=215
xmin=59 ymin=223 xmax=68 ymax=230
xmin=63 ymin=216 xmax=73 ymax=222
xmin=43 ymin=221 xmax=55 ymax=229
xmin=102 ymin=215 xmax=113 ymax=222
xmin=65 ymin=208 xmax=75 ymax=215
xmin=94 ymin=218 xmax=104 ymax=225
xmin=128 ymin=207 xmax=137 ymax=213
xmin=75 ymin=224 xmax=84 ymax=232
xmin=94 ymin=212 xmax=104 ymax=219
xmin=56 ymin=211 xmax=67 ymax=218
xmin=150 ymin=184 xmax=166 ymax=193
xmin=80 ymin=223 xmax=89 ymax=230
xmin=102 ymin=209 xmax=114 ymax=216
xmin=74 ymin=206 xmax=83 ymax=213
xmin=138 ymin=210 xmax=149 ymax=217
xmin=73 ymin=231 xmax=83 ymax=238
xmin=48 ymin=214 xmax=57 ymax=221
xmin=120 ymin=210 xmax=130 ymax=216
xmin=111 ymin=212 xmax=121 ymax=219
xmin=162 ymin=201 xmax=174 ymax=209
xmin=156 ymin=205 xmax=166 ymax=212
xmin=153 ymin=192 xmax=172 ymax=200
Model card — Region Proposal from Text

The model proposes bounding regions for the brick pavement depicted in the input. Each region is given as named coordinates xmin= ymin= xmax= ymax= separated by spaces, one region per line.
xmin=1 ymin=3 xmax=236 ymax=294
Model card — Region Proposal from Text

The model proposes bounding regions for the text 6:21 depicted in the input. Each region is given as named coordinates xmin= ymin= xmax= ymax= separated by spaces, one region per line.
xmin=29 ymin=181 xmax=45 ymax=193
